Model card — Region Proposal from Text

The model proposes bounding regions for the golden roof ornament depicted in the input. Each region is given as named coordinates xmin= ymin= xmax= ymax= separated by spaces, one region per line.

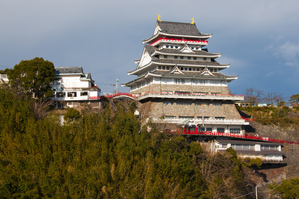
xmin=158 ymin=14 xmax=162 ymax=22
xmin=191 ymin=17 xmax=195 ymax=24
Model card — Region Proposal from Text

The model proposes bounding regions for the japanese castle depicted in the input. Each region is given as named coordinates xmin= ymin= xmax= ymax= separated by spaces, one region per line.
xmin=123 ymin=16 xmax=249 ymax=134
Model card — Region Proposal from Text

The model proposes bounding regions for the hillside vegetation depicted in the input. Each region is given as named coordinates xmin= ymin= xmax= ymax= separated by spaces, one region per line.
xmin=0 ymin=88 xmax=263 ymax=198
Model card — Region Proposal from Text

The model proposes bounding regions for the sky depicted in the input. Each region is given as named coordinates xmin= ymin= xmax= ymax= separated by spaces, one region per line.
xmin=1 ymin=0 xmax=299 ymax=100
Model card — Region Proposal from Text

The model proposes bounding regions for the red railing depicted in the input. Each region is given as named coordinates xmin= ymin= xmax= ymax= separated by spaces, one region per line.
xmin=179 ymin=129 xmax=299 ymax=145
xmin=136 ymin=91 xmax=244 ymax=98
xmin=241 ymin=116 xmax=255 ymax=121
xmin=150 ymin=37 xmax=208 ymax=46
xmin=89 ymin=93 xmax=136 ymax=100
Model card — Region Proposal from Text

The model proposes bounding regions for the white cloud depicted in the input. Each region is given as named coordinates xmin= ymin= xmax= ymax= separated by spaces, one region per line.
xmin=278 ymin=41 xmax=299 ymax=67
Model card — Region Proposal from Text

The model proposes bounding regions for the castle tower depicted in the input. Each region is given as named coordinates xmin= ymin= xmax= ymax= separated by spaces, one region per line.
xmin=123 ymin=17 xmax=248 ymax=134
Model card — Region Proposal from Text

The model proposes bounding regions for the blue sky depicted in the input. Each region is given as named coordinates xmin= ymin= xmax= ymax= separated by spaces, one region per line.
xmin=1 ymin=0 xmax=299 ymax=100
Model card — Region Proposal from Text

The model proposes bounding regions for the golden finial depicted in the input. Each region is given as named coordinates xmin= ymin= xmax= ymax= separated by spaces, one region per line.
xmin=158 ymin=14 xmax=162 ymax=22
xmin=191 ymin=17 xmax=195 ymax=24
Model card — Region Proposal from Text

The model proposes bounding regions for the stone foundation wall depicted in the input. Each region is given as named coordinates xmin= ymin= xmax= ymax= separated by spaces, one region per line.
xmin=140 ymin=100 xmax=242 ymax=119
xmin=131 ymin=84 xmax=231 ymax=95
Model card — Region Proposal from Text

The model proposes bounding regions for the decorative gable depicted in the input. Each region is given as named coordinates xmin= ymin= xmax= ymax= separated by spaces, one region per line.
xmin=170 ymin=66 xmax=184 ymax=75
xmin=180 ymin=44 xmax=194 ymax=53
xmin=200 ymin=67 xmax=214 ymax=76
xmin=137 ymin=49 xmax=152 ymax=69
xmin=153 ymin=24 xmax=161 ymax=35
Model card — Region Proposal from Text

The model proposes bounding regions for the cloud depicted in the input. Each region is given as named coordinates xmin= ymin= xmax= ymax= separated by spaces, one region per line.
xmin=278 ymin=41 xmax=299 ymax=67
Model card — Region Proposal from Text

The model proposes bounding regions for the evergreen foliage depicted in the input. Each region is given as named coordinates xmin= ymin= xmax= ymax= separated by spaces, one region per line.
xmin=269 ymin=178 xmax=299 ymax=198
xmin=0 ymin=88 xmax=251 ymax=198
xmin=7 ymin=57 xmax=55 ymax=100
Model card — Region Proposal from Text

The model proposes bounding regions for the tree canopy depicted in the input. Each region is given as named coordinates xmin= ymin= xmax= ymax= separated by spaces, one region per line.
xmin=0 ymin=88 xmax=253 ymax=198
xmin=7 ymin=57 xmax=55 ymax=99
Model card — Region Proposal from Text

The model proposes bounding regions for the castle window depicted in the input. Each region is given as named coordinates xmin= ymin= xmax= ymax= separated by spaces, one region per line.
xmin=203 ymin=57 xmax=207 ymax=61
xmin=175 ymin=46 xmax=178 ymax=49
xmin=230 ymin=128 xmax=241 ymax=134
xmin=164 ymin=55 xmax=167 ymax=58
xmin=162 ymin=66 xmax=165 ymax=70
xmin=189 ymin=68 xmax=192 ymax=71
xmin=193 ymin=57 xmax=197 ymax=60
xmin=217 ymin=128 xmax=225 ymax=133
xmin=188 ymin=57 xmax=191 ymax=60
xmin=215 ymin=117 xmax=225 ymax=120
xmin=175 ymin=79 xmax=185 ymax=84
xmin=174 ymin=56 xmax=178 ymax=59
xmin=166 ymin=45 xmax=169 ymax=48
xmin=180 ymin=56 xmax=184 ymax=59
xmin=171 ymin=46 xmax=174 ymax=48
xmin=158 ymin=66 xmax=161 ymax=69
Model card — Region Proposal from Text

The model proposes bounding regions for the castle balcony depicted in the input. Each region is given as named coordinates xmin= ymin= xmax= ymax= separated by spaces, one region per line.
xmin=137 ymin=91 xmax=244 ymax=101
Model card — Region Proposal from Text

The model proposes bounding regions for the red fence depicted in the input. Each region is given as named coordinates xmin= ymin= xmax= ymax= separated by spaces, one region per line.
xmin=181 ymin=129 xmax=299 ymax=145
xmin=89 ymin=93 xmax=136 ymax=100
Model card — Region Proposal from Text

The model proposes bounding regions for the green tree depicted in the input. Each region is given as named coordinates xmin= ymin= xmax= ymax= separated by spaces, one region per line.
xmin=289 ymin=94 xmax=299 ymax=105
xmin=8 ymin=57 xmax=55 ymax=99
xmin=64 ymin=108 xmax=82 ymax=121
xmin=269 ymin=178 xmax=299 ymax=198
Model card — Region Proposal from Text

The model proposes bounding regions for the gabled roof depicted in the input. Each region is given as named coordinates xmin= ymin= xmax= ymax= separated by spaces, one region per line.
xmin=143 ymin=20 xmax=212 ymax=43
xmin=156 ymin=20 xmax=210 ymax=37
xmin=55 ymin=67 xmax=83 ymax=75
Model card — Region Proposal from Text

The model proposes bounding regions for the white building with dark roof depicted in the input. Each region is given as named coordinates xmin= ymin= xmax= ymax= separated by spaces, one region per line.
xmin=123 ymin=17 xmax=248 ymax=133
xmin=215 ymin=139 xmax=284 ymax=162
xmin=52 ymin=67 xmax=101 ymax=108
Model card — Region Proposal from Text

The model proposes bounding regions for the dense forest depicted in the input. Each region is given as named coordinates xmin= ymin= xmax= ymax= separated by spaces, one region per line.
xmin=0 ymin=86 xmax=262 ymax=198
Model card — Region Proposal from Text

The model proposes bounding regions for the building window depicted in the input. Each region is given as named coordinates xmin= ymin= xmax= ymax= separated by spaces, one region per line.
xmin=167 ymin=66 xmax=169 ymax=70
xmin=175 ymin=46 xmax=178 ymax=49
xmin=261 ymin=145 xmax=278 ymax=151
xmin=217 ymin=128 xmax=225 ymax=133
xmin=163 ymin=102 xmax=173 ymax=105
xmin=165 ymin=116 xmax=176 ymax=119
xmin=189 ymin=68 xmax=192 ymax=71
xmin=175 ymin=79 xmax=185 ymax=84
xmin=56 ymin=92 xmax=65 ymax=98
xmin=158 ymin=66 xmax=161 ymax=69
xmin=68 ymin=92 xmax=77 ymax=97
xmin=164 ymin=55 xmax=167 ymax=58
xmin=230 ymin=128 xmax=241 ymax=134
xmin=215 ymin=117 xmax=225 ymax=120
xmin=180 ymin=67 xmax=184 ymax=70
xmin=231 ymin=144 xmax=255 ymax=150
xmin=203 ymin=57 xmax=207 ymax=61
xmin=188 ymin=57 xmax=191 ymax=60
xmin=206 ymin=127 xmax=212 ymax=131
xmin=180 ymin=56 xmax=184 ymax=59
xmin=166 ymin=45 xmax=169 ymax=48
xmin=80 ymin=92 xmax=88 ymax=96
xmin=193 ymin=57 xmax=197 ymax=60
xmin=179 ymin=116 xmax=194 ymax=119
xmin=174 ymin=56 xmax=178 ymax=59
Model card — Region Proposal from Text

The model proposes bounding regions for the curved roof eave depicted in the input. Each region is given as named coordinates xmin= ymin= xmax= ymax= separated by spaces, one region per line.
xmin=143 ymin=32 xmax=212 ymax=44
xmin=151 ymin=50 xmax=221 ymax=58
